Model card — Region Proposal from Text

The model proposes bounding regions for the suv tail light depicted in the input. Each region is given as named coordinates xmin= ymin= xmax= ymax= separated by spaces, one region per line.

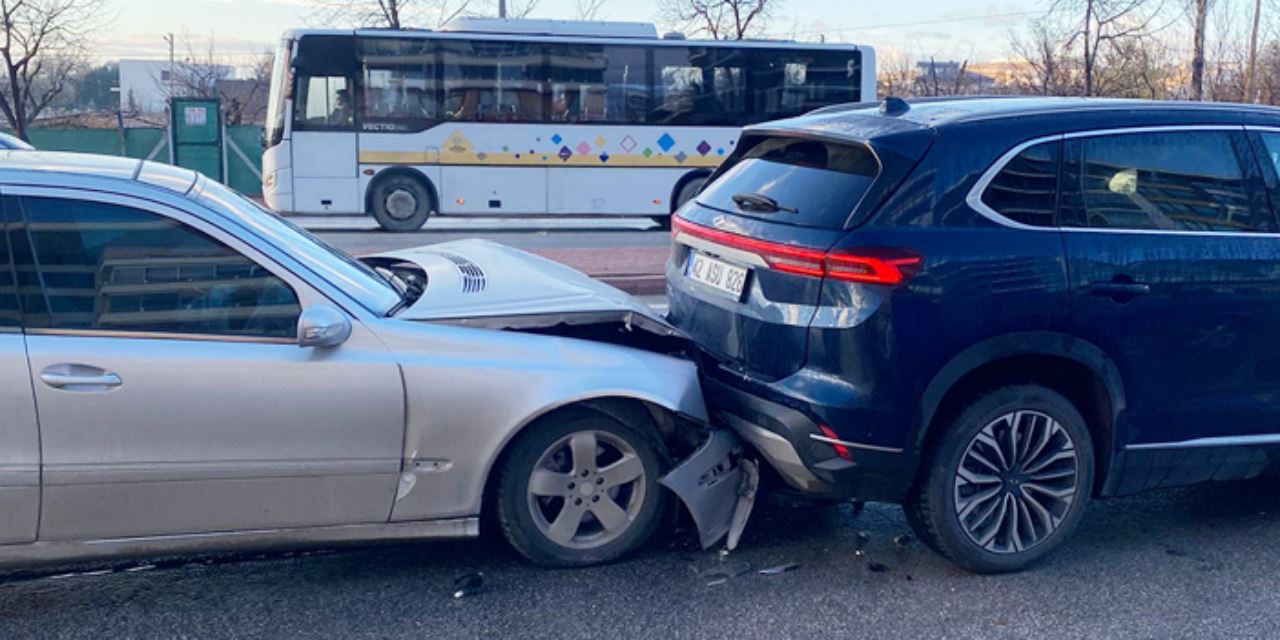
xmin=673 ymin=216 xmax=921 ymax=286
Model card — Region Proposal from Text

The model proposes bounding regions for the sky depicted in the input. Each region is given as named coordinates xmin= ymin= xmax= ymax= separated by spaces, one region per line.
xmin=99 ymin=0 xmax=1042 ymax=66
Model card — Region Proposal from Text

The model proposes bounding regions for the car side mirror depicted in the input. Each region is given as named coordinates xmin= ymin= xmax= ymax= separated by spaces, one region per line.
xmin=297 ymin=305 xmax=351 ymax=349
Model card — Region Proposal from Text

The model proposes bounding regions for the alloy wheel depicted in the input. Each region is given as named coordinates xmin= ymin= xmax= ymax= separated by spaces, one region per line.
xmin=952 ymin=410 xmax=1080 ymax=554
xmin=527 ymin=430 xmax=647 ymax=549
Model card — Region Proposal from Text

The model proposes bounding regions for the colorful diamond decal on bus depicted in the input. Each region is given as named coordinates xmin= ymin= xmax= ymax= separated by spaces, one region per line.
xmin=657 ymin=133 xmax=676 ymax=152
xmin=620 ymin=135 xmax=638 ymax=153
xmin=551 ymin=134 xmax=563 ymax=145
xmin=558 ymin=146 xmax=573 ymax=161
xmin=595 ymin=135 xmax=607 ymax=148
xmin=674 ymin=151 xmax=689 ymax=164
xmin=476 ymin=152 xmax=488 ymax=161
xmin=599 ymin=152 xmax=610 ymax=163
xmin=717 ymin=148 xmax=725 ymax=155
xmin=576 ymin=142 xmax=592 ymax=156
xmin=642 ymin=147 xmax=653 ymax=158
xmin=696 ymin=140 xmax=712 ymax=156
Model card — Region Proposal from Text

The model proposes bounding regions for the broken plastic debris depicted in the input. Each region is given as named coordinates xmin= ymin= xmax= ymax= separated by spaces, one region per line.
xmin=725 ymin=459 xmax=759 ymax=553
xmin=452 ymin=572 xmax=486 ymax=599
xmin=758 ymin=562 xmax=800 ymax=576
xmin=703 ymin=560 xmax=751 ymax=586
xmin=854 ymin=531 xmax=871 ymax=556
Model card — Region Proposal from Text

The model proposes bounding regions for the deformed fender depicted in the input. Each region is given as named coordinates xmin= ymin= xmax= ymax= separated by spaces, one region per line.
xmin=659 ymin=429 xmax=755 ymax=549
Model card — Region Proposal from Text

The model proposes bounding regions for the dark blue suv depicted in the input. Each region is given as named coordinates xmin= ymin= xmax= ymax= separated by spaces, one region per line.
xmin=667 ymin=97 xmax=1280 ymax=572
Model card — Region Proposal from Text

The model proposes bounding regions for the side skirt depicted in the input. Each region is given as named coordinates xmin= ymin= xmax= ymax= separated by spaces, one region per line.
xmin=0 ymin=518 xmax=479 ymax=570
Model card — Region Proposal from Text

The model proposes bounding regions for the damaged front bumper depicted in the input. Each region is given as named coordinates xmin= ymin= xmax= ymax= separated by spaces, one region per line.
xmin=660 ymin=429 xmax=758 ymax=550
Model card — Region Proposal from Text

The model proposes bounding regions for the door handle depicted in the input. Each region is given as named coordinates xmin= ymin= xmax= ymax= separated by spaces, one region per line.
xmin=1090 ymin=280 xmax=1151 ymax=301
xmin=39 ymin=364 xmax=122 ymax=390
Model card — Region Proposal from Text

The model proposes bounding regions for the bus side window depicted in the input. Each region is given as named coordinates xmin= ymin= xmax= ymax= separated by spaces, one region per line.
xmin=294 ymin=75 xmax=354 ymax=131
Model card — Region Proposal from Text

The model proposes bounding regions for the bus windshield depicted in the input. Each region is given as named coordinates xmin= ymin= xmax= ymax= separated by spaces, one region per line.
xmin=264 ymin=38 xmax=292 ymax=148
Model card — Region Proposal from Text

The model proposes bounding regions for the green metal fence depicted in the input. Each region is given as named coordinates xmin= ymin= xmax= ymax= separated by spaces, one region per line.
xmin=18 ymin=125 xmax=264 ymax=196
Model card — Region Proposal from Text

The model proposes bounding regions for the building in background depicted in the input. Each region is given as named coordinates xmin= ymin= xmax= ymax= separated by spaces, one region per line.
xmin=118 ymin=59 xmax=234 ymax=114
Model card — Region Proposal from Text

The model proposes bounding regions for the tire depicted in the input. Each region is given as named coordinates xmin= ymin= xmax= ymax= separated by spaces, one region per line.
xmin=369 ymin=172 xmax=433 ymax=232
xmin=904 ymin=384 xmax=1094 ymax=573
xmin=497 ymin=409 xmax=669 ymax=567
xmin=657 ymin=175 xmax=708 ymax=230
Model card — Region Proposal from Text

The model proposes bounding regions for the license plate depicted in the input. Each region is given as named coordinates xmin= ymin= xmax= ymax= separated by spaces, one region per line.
xmin=685 ymin=252 xmax=748 ymax=300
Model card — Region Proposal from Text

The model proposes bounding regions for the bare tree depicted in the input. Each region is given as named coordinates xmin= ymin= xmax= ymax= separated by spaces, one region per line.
xmin=656 ymin=0 xmax=779 ymax=40
xmin=1245 ymin=0 xmax=1262 ymax=102
xmin=1009 ymin=19 xmax=1081 ymax=96
xmin=1189 ymin=0 xmax=1213 ymax=99
xmin=575 ymin=0 xmax=606 ymax=20
xmin=310 ymin=0 xmax=478 ymax=29
xmin=1049 ymin=0 xmax=1167 ymax=96
xmin=0 ymin=0 xmax=110 ymax=140
xmin=876 ymin=48 xmax=917 ymax=98
xmin=163 ymin=36 xmax=274 ymax=125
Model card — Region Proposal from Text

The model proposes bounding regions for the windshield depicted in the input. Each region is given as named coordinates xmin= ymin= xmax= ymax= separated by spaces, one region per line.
xmin=264 ymin=38 xmax=292 ymax=148
xmin=194 ymin=179 xmax=404 ymax=315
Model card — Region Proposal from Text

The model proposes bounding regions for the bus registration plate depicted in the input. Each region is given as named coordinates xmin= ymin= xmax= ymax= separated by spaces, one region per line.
xmin=686 ymin=252 xmax=748 ymax=300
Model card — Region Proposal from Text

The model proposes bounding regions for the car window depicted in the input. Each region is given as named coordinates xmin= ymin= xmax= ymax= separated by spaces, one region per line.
xmin=695 ymin=136 xmax=880 ymax=229
xmin=1066 ymin=130 xmax=1260 ymax=232
xmin=1257 ymin=132 xmax=1280 ymax=177
xmin=11 ymin=196 xmax=301 ymax=339
xmin=0 ymin=199 xmax=19 ymax=330
xmin=981 ymin=140 xmax=1060 ymax=227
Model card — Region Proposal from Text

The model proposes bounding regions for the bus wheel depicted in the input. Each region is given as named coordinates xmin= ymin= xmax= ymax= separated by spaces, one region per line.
xmin=370 ymin=173 xmax=433 ymax=232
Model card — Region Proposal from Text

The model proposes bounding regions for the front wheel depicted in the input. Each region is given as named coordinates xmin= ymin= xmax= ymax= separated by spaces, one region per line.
xmin=369 ymin=173 xmax=433 ymax=232
xmin=905 ymin=385 xmax=1094 ymax=573
xmin=497 ymin=409 xmax=668 ymax=567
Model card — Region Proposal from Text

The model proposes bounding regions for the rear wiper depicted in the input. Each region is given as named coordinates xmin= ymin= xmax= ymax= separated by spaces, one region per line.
xmin=732 ymin=192 xmax=798 ymax=214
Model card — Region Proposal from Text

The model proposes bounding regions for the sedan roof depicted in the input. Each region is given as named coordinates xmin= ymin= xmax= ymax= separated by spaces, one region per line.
xmin=0 ymin=150 xmax=199 ymax=195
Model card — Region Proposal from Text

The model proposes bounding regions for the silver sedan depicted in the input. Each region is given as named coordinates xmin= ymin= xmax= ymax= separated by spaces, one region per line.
xmin=0 ymin=152 xmax=745 ymax=569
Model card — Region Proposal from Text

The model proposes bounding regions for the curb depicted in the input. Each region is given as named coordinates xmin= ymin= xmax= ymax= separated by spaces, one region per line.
xmin=597 ymin=274 xmax=666 ymax=296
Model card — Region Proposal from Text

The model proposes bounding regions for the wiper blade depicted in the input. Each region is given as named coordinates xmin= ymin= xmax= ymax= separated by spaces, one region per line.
xmin=731 ymin=192 xmax=798 ymax=214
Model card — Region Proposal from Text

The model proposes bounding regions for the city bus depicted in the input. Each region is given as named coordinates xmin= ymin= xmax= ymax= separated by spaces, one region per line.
xmin=262 ymin=19 xmax=875 ymax=231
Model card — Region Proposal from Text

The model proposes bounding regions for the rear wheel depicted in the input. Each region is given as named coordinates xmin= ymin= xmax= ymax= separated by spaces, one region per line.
xmin=905 ymin=384 xmax=1094 ymax=573
xmin=369 ymin=172 xmax=433 ymax=232
xmin=497 ymin=409 xmax=668 ymax=567
xmin=657 ymin=175 xmax=708 ymax=230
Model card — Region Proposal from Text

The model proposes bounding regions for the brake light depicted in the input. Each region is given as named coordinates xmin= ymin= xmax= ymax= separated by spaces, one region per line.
xmin=818 ymin=425 xmax=853 ymax=461
xmin=672 ymin=216 xmax=921 ymax=285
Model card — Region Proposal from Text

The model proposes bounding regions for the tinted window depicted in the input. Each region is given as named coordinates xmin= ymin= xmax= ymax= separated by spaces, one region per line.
xmin=546 ymin=44 xmax=647 ymax=124
xmin=293 ymin=75 xmax=354 ymax=131
xmin=442 ymin=40 xmax=542 ymax=122
xmin=361 ymin=38 xmax=439 ymax=132
xmin=1257 ymin=132 xmax=1280 ymax=176
xmin=695 ymin=137 xmax=880 ymax=229
xmin=982 ymin=141 xmax=1061 ymax=228
xmin=0 ymin=199 xmax=18 ymax=329
xmin=13 ymin=197 xmax=300 ymax=339
xmin=650 ymin=47 xmax=750 ymax=126
xmin=752 ymin=50 xmax=862 ymax=119
xmin=1067 ymin=131 xmax=1260 ymax=232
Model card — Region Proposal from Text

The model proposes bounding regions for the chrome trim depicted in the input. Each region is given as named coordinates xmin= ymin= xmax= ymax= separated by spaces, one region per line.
xmin=25 ymin=328 xmax=296 ymax=345
xmin=1126 ymin=433 xmax=1280 ymax=451
xmin=0 ymin=517 xmax=479 ymax=569
xmin=966 ymin=124 xmax=1280 ymax=238
xmin=808 ymin=433 xmax=904 ymax=454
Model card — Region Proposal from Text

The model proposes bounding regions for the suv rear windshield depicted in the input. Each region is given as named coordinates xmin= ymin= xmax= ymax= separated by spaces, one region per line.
xmin=695 ymin=137 xmax=880 ymax=229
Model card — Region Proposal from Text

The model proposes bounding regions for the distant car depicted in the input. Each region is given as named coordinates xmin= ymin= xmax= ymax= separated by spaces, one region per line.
xmin=668 ymin=97 xmax=1280 ymax=573
xmin=0 ymin=132 xmax=33 ymax=149
xmin=0 ymin=151 xmax=744 ymax=569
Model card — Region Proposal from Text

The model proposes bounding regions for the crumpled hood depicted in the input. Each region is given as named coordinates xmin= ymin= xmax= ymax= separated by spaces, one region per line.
xmin=363 ymin=239 xmax=666 ymax=327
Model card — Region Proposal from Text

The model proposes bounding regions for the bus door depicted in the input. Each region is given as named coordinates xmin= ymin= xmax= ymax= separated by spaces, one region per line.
xmin=289 ymin=36 xmax=360 ymax=214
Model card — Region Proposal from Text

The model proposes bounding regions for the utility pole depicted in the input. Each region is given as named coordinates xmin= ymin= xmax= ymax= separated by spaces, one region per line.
xmin=163 ymin=33 xmax=176 ymax=99
xmin=499 ymin=0 xmax=507 ymax=17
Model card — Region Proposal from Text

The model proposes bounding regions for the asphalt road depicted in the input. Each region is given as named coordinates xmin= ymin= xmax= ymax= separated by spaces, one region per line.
xmin=5 ymin=478 xmax=1280 ymax=639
